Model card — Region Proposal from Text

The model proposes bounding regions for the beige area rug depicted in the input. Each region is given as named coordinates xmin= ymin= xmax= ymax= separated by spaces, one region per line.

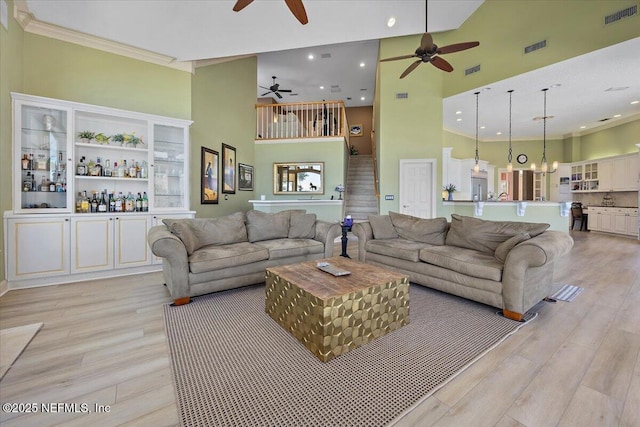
xmin=0 ymin=323 xmax=43 ymax=380
xmin=164 ymin=285 xmax=535 ymax=427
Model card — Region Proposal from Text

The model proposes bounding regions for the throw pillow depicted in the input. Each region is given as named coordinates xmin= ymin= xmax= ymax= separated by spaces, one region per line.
xmin=494 ymin=233 xmax=531 ymax=262
xmin=388 ymin=212 xmax=448 ymax=245
xmin=288 ymin=213 xmax=317 ymax=239
xmin=368 ymin=215 xmax=398 ymax=239
xmin=163 ymin=212 xmax=248 ymax=255
xmin=246 ymin=210 xmax=291 ymax=242
xmin=446 ymin=214 xmax=549 ymax=254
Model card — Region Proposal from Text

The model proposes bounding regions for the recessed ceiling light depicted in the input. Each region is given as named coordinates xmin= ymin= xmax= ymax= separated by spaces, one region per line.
xmin=308 ymin=54 xmax=314 ymax=60
xmin=360 ymin=96 xmax=365 ymax=101
xmin=360 ymin=62 xmax=365 ymax=68
xmin=613 ymin=114 xmax=621 ymax=118
xmin=456 ymin=118 xmax=462 ymax=122
xmin=496 ymin=132 xmax=502 ymax=135
xmin=580 ymin=125 xmax=586 ymax=129
xmin=455 ymin=111 xmax=462 ymax=115
xmin=550 ymin=84 xmax=562 ymax=88
xmin=480 ymin=125 xmax=486 ymax=129
xmin=319 ymin=86 xmax=324 ymax=90
xmin=631 ymin=100 xmax=639 ymax=105
xmin=387 ymin=17 xmax=396 ymax=27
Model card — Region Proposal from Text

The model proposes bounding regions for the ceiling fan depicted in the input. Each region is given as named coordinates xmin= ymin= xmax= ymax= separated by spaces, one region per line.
xmin=233 ymin=0 xmax=308 ymax=25
xmin=260 ymin=76 xmax=293 ymax=99
xmin=380 ymin=1 xmax=479 ymax=78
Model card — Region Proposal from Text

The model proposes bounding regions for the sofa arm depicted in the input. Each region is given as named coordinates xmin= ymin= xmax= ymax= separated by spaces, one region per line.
xmin=351 ymin=222 xmax=373 ymax=262
xmin=502 ymin=230 xmax=573 ymax=315
xmin=147 ymin=225 xmax=190 ymax=302
xmin=314 ymin=220 xmax=342 ymax=257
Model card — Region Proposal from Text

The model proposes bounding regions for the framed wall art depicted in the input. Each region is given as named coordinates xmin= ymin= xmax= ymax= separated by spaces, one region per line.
xmin=349 ymin=124 xmax=363 ymax=137
xmin=238 ymin=163 xmax=254 ymax=191
xmin=222 ymin=143 xmax=236 ymax=194
xmin=201 ymin=146 xmax=219 ymax=204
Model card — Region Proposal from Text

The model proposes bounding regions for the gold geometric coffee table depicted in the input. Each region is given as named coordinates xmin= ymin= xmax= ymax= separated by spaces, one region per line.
xmin=265 ymin=257 xmax=410 ymax=362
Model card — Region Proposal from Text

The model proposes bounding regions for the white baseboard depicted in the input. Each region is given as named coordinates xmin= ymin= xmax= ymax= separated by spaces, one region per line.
xmin=0 ymin=279 xmax=8 ymax=298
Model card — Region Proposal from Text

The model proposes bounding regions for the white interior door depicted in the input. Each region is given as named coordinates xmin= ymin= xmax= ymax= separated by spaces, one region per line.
xmin=399 ymin=159 xmax=436 ymax=218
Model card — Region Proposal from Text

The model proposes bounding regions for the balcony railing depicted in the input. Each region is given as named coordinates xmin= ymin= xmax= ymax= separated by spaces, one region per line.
xmin=255 ymin=100 xmax=348 ymax=141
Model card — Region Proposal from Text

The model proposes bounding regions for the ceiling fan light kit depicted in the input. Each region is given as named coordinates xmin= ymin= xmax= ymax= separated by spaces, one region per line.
xmin=531 ymin=88 xmax=558 ymax=175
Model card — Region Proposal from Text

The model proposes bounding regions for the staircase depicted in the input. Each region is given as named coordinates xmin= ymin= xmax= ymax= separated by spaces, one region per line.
xmin=344 ymin=155 xmax=378 ymax=221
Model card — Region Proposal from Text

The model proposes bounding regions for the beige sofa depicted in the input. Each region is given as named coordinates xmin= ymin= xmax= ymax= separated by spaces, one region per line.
xmin=352 ymin=213 xmax=574 ymax=321
xmin=148 ymin=210 xmax=341 ymax=305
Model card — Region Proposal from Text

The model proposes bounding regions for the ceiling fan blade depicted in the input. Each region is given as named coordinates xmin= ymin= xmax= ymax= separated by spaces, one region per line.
xmin=430 ymin=56 xmax=454 ymax=72
xmin=400 ymin=60 xmax=422 ymax=79
xmin=284 ymin=0 xmax=309 ymax=25
xmin=275 ymin=92 xmax=283 ymax=99
xmin=261 ymin=91 xmax=272 ymax=96
xmin=232 ymin=0 xmax=254 ymax=12
xmin=278 ymin=89 xmax=292 ymax=93
xmin=380 ymin=54 xmax=416 ymax=62
xmin=259 ymin=85 xmax=271 ymax=90
xmin=437 ymin=41 xmax=480 ymax=55
xmin=420 ymin=33 xmax=434 ymax=52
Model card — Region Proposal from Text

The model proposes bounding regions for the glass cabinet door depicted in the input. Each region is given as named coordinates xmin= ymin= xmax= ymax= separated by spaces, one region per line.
xmin=15 ymin=101 xmax=72 ymax=212
xmin=152 ymin=124 xmax=188 ymax=210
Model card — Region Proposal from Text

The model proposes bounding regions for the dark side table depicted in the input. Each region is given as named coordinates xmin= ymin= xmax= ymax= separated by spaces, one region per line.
xmin=340 ymin=222 xmax=352 ymax=258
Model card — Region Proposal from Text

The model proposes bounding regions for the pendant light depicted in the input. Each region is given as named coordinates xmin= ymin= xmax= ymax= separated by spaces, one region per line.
xmin=473 ymin=91 xmax=480 ymax=174
xmin=531 ymin=88 xmax=558 ymax=175
xmin=506 ymin=90 xmax=514 ymax=173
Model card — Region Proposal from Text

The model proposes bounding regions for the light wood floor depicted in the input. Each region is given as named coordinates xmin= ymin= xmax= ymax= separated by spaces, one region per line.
xmin=0 ymin=231 xmax=638 ymax=426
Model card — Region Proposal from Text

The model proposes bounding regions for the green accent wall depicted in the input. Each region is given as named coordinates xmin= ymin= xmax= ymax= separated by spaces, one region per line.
xmin=0 ymin=0 xmax=24 ymax=283
xmin=191 ymin=57 xmax=257 ymax=218
xmin=577 ymin=119 xmax=640 ymax=160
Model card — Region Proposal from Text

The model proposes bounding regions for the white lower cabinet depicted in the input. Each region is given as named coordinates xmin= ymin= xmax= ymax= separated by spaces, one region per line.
xmin=588 ymin=207 xmax=638 ymax=237
xmin=6 ymin=216 xmax=70 ymax=281
xmin=4 ymin=211 xmax=194 ymax=288
xmin=70 ymin=216 xmax=114 ymax=273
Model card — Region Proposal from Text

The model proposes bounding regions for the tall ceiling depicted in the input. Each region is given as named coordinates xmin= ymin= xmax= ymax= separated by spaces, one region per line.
xmin=19 ymin=1 xmax=640 ymax=139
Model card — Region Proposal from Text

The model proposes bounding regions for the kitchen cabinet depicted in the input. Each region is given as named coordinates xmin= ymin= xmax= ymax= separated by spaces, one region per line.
xmin=587 ymin=207 xmax=638 ymax=237
xmin=70 ymin=216 xmax=114 ymax=274
xmin=6 ymin=216 xmax=70 ymax=281
xmin=572 ymin=154 xmax=638 ymax=193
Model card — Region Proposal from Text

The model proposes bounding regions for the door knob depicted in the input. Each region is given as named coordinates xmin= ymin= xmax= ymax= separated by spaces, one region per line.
xmin=403 ymin=205 xmax=409 ymax=208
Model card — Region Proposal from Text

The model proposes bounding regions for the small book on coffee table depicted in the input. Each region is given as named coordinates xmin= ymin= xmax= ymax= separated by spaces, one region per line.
xmin=316 ymin=262 xmax=350 ymax=277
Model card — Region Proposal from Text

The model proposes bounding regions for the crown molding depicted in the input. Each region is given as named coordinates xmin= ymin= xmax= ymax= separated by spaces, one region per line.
xmin=194 ymin=54 xmax=256 ymax=69
xmin=13 ymin=2 xmax=193 ymax=73
xmin=568 ymin=113 xmax=640 ymax=138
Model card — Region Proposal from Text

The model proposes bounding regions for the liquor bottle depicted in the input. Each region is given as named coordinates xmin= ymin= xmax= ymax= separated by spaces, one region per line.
xmin=90 ymin=192 xmax=98 ymax=213
xmin=95 ymin=157 xmax=103 ymax=177
xmin=122 ymin=160 xmax=128 ymax=178
xmin=76 ymin=157 xmax=87 ymax=176
xmin=98 ymin=191 xmax=107 ymax=213
xmin=81 ymin=191 xmax=90 ymax=213
xmin=140 ymin=161 xmax=148 ymax=179
xmin=23 ymin=172 xmax=32 ymax=192
xmin=49 ymin=179 xmax=56 ymax=192
xmin=31 ymin=173 xmax=36 ymax=191
xmin=115 ymin=192 xmax=123 ymax=212
xmin=55 ymin=173 xmax=63 ymax=192
xmin=76 ymin=192 xmax=82 ymax=213
xmin=109 ymin=192 xmax=116 ymax=212
xmin=129 ymin=160 xmax=137 ymax=179
xmin=125 ymin=192 xmax=134 ymax=212
xmin=104 ymin=159 xmax=112 ymax=177
xmin=87 ymin=158 xmax=96 ymax=176
xmin=40 ymin=175 xmax=47 ymax=191
xmin=22 ymin=154 xmax=29 ymax=170
xmin=135 ymin=192 xmax=142 ymax=212
xmin=142 ymin=191 xmax=148 ymax=212
xmin=28 ymin=153 xmax=34 ymax=170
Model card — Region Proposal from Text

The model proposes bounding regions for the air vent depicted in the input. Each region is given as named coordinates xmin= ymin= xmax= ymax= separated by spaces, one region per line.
xmin=524 ymin=40 xmax=547 ymax=54
xmin=605 ymin=86 xmax=630 ymax=92
xmin=320 ymin=53 xmax=332 ymax=59
xmin=395 ymin=92 xmax=408 ymax=99
xmin=598 ymin=117 xmax=611 ymax=122
xmin=464 ymin=64 xmax=481 ymax=75
xmin=604 ymin=5 xmax=637 ymax=25
xmin=289 ymin=93 xmax=298 ymax=96
xmin=330 ymin=85 xmax=341 ymax=93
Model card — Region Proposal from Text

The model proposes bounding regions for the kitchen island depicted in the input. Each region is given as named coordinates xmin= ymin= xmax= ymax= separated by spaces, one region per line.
xmin=441 ymin=201 xmax=570 ymax=232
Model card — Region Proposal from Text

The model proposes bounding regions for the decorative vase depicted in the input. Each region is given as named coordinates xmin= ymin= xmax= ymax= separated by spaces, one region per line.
xmin=447 ymin=192 xmax=453 ymax=201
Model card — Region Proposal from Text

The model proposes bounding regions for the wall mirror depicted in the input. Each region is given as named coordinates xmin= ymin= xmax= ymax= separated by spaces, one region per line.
xmin=273 ymin=162 xmax=324 ymax=194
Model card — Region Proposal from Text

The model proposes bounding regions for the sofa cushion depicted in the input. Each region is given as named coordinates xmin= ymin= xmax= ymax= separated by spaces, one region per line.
xmin=188 ymin=242 xmax=269 ymax=274
xmin=445 ymin=214 xmax=549 ymax=254
xmin=368 ymin=215 xmax=399 ymax=239
xmin=494 ymin=233 xmax=531 ymax=262
xmin=288 ymin=213 xmax=317 ymax=239
xmin=246 ymin=210 xmax=291 ymax=242
xmin=389 ymin=212 xmax=448 ymax=245
xmin=365 ymin=238 xmax=433 ymax=262
xmin=163 ymin=212 xmax=248 ymax=255
xmin=254 ymin=239 xmax=324 ymax=260
xmin=419 ymin=245 xmax=504 ymax=282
